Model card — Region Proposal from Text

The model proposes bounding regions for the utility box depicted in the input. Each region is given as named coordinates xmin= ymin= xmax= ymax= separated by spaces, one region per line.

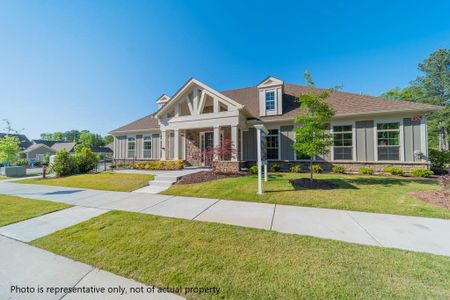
xmin=0 ymin=166 xmax=26 ymax=177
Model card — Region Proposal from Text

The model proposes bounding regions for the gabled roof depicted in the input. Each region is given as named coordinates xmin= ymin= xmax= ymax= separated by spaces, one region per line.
xmin=0 ymin=133 xmax=32 ymax=149
xmin=50 ymin=142 xmax=76 ymax=152
xmin=32 ymin=139 xmax=59 ymax=147
xmin=154 ymin=78 xmax=244 ymax=118
xmin=23 ymin=143 xmax=56 ymax=153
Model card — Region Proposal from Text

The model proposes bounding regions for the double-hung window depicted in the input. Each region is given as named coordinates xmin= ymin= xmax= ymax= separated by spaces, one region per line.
xmin=143 ymin=136 xmax=152 ymax=158
xmin=267 ymin=129 xmax=279 ymax=160
xmin=265 ymin=91 xmax=275 ymax=110
xmin=377 ymin=122 xmax=400 ymax=161
xmin=333 ymin=125 xmax=353 ymax=160
xmin=127 ymin=136 xmax=136 ymax=158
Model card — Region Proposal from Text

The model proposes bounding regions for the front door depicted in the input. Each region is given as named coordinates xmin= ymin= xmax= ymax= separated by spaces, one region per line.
xmin=200 ymin=131 xmax=214 ymax=166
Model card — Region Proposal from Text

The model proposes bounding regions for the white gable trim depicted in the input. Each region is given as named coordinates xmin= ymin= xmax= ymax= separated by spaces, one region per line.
xmin=257 ymin=76 xmax=284 ymax=89
xmin=155 ymin=78 xmax=244 ymax=118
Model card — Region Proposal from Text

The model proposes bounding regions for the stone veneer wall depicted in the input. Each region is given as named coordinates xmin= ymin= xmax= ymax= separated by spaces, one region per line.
xmin=212 ymin=161 xmax=243 ymax=173
xmin=243 ymin=161 xmax=429 ymax=173
xmin=185 ymin=129 xmax=202 ymax=166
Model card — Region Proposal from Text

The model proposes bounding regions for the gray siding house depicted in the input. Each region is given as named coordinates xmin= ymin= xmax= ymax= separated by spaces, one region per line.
xmin=110 ymin=77 xmax=439 ymax=171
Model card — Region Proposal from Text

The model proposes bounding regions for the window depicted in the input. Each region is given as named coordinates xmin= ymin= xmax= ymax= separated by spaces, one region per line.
xmin=267 ymin=129 xmax=279 ymax=160
xmin=265 ymin=91 xmax=275 ymax=110
xmin=333 ymin=125 xmax=353 ymax=160
xmin=377 ymin=122 xmax=400 ymax=161
xmin=143 ymin=136 xmax=152 ymax=158
xmin=127 ymin=136 xmax=136 ymax=158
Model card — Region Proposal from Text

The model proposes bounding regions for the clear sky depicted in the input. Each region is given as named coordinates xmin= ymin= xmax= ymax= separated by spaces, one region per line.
xmin=1 ymin=0 xmax=449 ymax=139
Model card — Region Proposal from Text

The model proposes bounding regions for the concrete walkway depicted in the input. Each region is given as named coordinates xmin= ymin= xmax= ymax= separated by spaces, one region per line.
xmin=0 ymin=235 xmax=182 ymax=299
xmin=0 ymin=181 xmax=449 ymax=256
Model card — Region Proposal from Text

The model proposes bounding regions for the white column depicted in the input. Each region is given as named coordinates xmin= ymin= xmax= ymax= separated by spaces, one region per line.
xmin=174 ymin=129 xmax=179 ymax=160
xmin=160 ymin=130 xmax=167 ymax=160
xmin=213 ymin=126 xmax=220 ymax=160
xmin=240 ymin=129 xmax=244 ymax=161
xmin=231 ymin=125 xmax=238 ymax=161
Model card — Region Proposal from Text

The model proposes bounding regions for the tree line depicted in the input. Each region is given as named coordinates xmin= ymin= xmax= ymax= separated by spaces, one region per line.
xmin=39 ymin=130 xmax=113 ymax=147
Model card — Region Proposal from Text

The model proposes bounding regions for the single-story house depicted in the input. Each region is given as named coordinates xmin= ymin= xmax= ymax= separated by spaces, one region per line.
xmin=109 ymin=77 xmax=440 ymax=172
xmin=24 ymin=141 xmax=76 ymax=162
xmin=24 ymin=141 xmax=113 ymax=162
xmin=0 ymin=133 xmax=32 ymax=150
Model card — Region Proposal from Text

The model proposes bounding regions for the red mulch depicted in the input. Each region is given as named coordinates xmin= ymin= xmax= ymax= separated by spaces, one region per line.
xmin=289 ymin=178 xmax=337 ymax=190
xmin=176 ymin=171 xmax=247 ymax=184
xmin=409 ymin=190 xmax=450 ymax=209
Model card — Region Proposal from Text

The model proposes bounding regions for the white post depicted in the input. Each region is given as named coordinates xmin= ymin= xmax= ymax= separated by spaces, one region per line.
xmin=213 ymin=126 xmax=220 ymax=160
xmin=174 ymin=129 xmax=179 ymax=160
xmin=264 ymin=163 xmax=268 ymax=182
xmin=231 ymin=125 xmax=238 ymax=161
xmin=160 ymin=130 xmax=167 ymax=160
xmin=256 ymin=127 xmax=263 ymax=195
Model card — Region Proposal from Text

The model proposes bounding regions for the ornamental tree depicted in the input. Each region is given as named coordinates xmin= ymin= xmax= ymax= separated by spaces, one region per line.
xmin=0 ymin=135 xmax=21 ymax=165
xmin=293 ymin=72 xmax=336 ymax=181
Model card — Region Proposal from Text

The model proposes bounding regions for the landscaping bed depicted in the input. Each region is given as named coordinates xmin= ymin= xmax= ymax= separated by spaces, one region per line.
xmin=32 ymin=211 xmax=450 ymax=299
xmin=409 ymin=190 xmax=450 ymax=209
xmin=0 ymin=194 xmax=71 ymax=226
xmin=177 ymin=171 xmax=246 ymax=184
xmin=15 ymin=172 xmax=154 ymax=192
xmin=163 ymin=173 xmax=450 ymax=219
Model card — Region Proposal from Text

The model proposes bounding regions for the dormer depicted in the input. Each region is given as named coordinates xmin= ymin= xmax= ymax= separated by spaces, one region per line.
xmin=257 ymin=76 xmax=284 ymax=116
xmin=156 ymin=94 xmax=171 ymax=109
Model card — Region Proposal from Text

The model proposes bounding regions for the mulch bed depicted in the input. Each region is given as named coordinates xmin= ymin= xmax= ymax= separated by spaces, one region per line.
xmin=409 ymin=190 xmax=450 ymax=209
xmin=289 ymin=178 xmax=337 ymax=190
xmin=177 ymin=171 xmax=247 ymax=185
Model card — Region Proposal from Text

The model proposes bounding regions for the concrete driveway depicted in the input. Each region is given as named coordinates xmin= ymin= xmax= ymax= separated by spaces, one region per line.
xmin=1 ymin=181 xmax=450 ymax=256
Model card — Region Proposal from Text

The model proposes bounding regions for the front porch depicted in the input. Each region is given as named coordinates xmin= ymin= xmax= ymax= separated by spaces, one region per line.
xmin=160 ymin=126 xmax=242 ymax=167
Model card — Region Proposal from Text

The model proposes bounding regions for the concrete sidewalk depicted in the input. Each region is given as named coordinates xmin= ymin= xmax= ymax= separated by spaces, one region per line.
xmin=1 ymin=181 xmax=450 ymax=256
xmin=0 ymin=235 xmax=182 ymax=300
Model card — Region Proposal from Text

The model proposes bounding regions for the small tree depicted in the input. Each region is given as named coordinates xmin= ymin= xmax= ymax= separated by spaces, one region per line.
xmin=75 ymin=146 xmax=99 ymax=173
xmin=293 ymin=72 xmax=336 ymax=181
xmin=49 ymin=149 xmax=78 ymax=176
xmin=0 ymin=135 xmax=21 ymax=165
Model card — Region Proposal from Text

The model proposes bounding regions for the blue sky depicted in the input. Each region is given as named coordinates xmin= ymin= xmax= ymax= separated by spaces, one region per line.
xmin=1 ymin=0 xmax=449 ymax=139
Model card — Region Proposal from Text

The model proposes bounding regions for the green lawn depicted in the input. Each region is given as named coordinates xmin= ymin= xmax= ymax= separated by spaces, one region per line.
xmin=32 ymin=211 xmax=450 ymax=299
xmin=0 ymin=176 xmax=7 ymax=180
xmin=0 ymin=194 xmax=71 ymax=227
xmin=163 ymin=173 xmax=450 ymax=219
xmin=15 ymin=172 xmax=154 ymax=192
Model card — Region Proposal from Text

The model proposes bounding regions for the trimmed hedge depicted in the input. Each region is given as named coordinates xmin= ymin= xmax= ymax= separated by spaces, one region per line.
xmin=112 ymin=160 xmax=185 ymax=171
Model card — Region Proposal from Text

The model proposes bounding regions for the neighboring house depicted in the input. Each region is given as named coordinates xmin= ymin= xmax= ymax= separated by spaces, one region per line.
xmin=24 ymin=141 xmax=76 ymax=162
xmin=0 ymin=133 xmax=32 ymax=150
xmin=90 ymin=146 xmax=113 ymax=158
xmin=109 ymin=76 xmax=440 ymax=172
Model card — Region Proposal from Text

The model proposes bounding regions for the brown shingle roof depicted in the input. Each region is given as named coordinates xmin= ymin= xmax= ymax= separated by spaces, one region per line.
xmin=111 ymin=83 xmax=440 ymax=133
xmin=222 ymin=83 xmax=439 ymax=120
xmin=110 ymin=114 xmax=159 ymax=133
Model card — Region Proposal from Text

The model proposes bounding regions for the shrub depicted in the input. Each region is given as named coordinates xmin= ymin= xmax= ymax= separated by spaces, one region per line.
xmin=309 ymin=164 xmax=323 ymax=174
xmin=75 ymin=147 xmax=99 ymax=174
xmin=289 ymin=164 xmax=302 ymax=173
xmin=382 ymin=166 xmax=404 ymax=176
xmin=428 ymin=149 xmax=450 ymax=169
xmin=16 ymin=158 xmax=28 ymax=166
xmin=270 ymin=163 xmax=281 ymax=172
xmin=49 ymin=149 xmax=77 ymax=177
xmin=109 ymin=164 xmax=117 ymax=169
xmin=410 ymin=168 xmax=434 ymax=178
xmin=359 ymin=166 xmax=374 ymax=175
xmin=42 ymin=153 xmax=51 ymax=166
xmin=331 ymin=165 xmax=346 ymax=174
xmin=249 ymin=165 xmax=258 ymax=175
